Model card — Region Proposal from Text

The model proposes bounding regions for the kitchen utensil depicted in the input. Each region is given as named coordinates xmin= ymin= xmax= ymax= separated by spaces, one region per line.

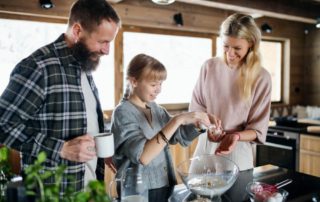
xmin=176 ymin=154 xmax=239 ymax=201
xmin=251 ymin=179 xmax=292 ymax=193
xmin=109 ymin=167 xmax=148 ymax=202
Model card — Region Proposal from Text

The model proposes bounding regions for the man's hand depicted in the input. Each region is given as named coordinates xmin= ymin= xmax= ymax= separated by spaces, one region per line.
xmin=60 ymin=134 xmax=96 ymax=162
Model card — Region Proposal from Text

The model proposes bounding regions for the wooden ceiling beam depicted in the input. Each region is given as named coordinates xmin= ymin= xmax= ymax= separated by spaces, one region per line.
xmin=176 ymin=0 xmax=318 ymax=24
xmin=0 ymin=0 xmax=72 ymax=20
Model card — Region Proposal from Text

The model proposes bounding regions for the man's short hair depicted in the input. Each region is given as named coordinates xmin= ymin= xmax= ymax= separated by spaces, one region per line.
xmin=68 ymin=0 xmax=120 ymax=33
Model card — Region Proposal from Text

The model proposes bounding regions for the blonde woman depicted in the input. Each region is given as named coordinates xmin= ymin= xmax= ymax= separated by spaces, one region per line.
xmin=190 ymin=13 xmax=272 ymax=171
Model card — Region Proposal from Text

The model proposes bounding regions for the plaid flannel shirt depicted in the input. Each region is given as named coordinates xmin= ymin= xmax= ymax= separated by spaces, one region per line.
xmin=0 ymin=34 xmax=106 ymax=195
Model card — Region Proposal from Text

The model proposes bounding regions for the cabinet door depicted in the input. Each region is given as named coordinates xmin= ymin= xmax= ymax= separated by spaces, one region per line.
xmin=299 ymin=134 xmax=320 ymax=177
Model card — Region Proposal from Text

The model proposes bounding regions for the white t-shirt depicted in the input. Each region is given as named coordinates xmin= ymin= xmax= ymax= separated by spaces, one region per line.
xmin=81 ymin=72 xmax=99 ymax=186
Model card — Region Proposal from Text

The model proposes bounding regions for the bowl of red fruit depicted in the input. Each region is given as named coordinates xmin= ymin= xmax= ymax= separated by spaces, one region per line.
xmin=246 ymin=181 xmax=289 ymax=202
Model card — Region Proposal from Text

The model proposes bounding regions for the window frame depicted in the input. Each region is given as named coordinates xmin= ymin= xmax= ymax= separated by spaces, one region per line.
xmin=114 ymin=25 xmax=217 ymax=112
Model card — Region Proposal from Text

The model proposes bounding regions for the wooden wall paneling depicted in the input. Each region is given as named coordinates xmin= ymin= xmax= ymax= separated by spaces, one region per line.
xmin=0 ymin=12 xmax=67 ymax=23
xmin=113 ymin=2 xmax=227 ymax=34
xmin=176 ymin=0 xmax=318 ymax=24
xmin=0 ymin=0 xmax=72 ymax=21
xmin=305 ymin=29 xmax=320 ymax=105
xmin=256 ymin=17 xmax=307 ymax=105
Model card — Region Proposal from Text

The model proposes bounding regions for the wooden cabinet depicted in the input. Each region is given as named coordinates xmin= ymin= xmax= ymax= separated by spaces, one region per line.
xmin=299 ymin=134 xmax=320 ymax=177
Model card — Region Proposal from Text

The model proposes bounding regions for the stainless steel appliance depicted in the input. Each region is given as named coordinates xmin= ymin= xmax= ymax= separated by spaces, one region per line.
xmin=256 ymin=127 xmax=300 ymax=171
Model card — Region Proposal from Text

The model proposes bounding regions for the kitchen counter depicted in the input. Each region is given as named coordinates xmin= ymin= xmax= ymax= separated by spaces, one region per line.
xmin=269 ymin=125 xmax=320 ymax=137
xmin=169 ymin=164 xmax=320 ymax=202
xmin=269 ymin=116 xmax=320 ymax=136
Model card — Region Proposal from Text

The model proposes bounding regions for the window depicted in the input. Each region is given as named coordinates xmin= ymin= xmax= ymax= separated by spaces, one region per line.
xmin=92 ymin=43 xmax=115 ymax=110
xmin=0 ymin=18 xmax=115 ymax=110
xmin=216 ymin=37 xmax=283 ymax=102
xmin=0 ymin=19 xmax=66 ymax=94
xmin=260 ymin=41 xmax=282 ymax=102
xmin=122 ymin=29 xmax=212 ymax=107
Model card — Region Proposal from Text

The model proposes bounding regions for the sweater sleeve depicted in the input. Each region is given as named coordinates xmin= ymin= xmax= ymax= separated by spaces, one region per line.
xmin=158 ymin=106 xmax=199 ymax=147
xmin=189 ymin=61 xmax=209 ymax=112
xmin=246 ymin=69 xmax=272 ymax=144
xmin=111 ymin=106 xmax=147 ymax=165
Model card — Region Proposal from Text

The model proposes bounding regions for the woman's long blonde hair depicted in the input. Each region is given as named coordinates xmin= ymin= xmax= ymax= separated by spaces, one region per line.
xmin=220 ymin=13 xmax=262 ymax=100
xmin=123 ymin=54 xmax=167 ymax=100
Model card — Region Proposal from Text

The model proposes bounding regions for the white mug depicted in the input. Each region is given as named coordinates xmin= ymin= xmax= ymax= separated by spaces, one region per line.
xmin=94 ymin=132 xmax=114 ymax=158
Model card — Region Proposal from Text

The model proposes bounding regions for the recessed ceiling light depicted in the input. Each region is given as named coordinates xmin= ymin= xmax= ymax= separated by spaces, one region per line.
xmin=151 ymin=0 xmax=175 ymax=5
xmin=39 ymin=0 xmax=54 ymax=9
xmin=316 ymin=17 xmax=320 ymax=28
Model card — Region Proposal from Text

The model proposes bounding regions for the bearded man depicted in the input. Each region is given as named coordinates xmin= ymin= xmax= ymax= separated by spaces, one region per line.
xmin=0 ymin=0 xmax=120 ymax=197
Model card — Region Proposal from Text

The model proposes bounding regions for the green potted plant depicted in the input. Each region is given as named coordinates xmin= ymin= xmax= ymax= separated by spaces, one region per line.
xmin=23 ymin=152 xmax=111 ymax=202
xmin=24 ymin=152 xmax=68 ymax=202
xmin=75 ymin=180 xmax=111 ymax=202
xmin=0 ymin=146 xmax=14 ymax=202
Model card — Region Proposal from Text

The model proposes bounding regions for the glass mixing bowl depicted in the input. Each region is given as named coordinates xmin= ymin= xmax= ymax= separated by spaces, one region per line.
xmin=176 ymin=154 xmax=239 ymax=201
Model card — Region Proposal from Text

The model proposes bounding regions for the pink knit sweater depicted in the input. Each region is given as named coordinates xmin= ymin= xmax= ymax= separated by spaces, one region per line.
xmin=190 ymin=57 xmax=271 ymax=170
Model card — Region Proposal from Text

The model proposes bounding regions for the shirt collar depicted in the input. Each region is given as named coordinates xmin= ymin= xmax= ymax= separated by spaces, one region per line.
xmin=53 ymin=34 xmax=79 ymax=67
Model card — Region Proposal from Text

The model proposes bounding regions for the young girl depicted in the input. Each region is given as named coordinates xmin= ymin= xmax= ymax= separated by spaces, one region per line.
xmin=111 ymin=53 xmax=213 ymax=201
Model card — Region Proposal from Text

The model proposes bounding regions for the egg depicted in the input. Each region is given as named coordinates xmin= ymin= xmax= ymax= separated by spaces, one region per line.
xmin=266 ymin=192 xmax=283 ymax=202
xmin=255 ymin=190 xmax=273 ymax=201
xmin=273 ymin=192 xmax=283 ymax=202
xmin=266 ymin=197 xmax=277 ymax=202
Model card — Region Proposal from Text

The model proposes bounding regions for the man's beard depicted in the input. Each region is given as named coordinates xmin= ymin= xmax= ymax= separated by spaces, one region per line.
xmin=72 ymin=39 xmax=100 ymax=72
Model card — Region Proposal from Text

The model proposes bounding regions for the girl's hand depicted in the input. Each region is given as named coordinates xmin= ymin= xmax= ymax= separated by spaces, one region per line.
xmin=177 ymin=111 xmax=210 ymax=126
xmin=208 ymin=114 xmax=223 ymax=130
xmin=215 ymin=132 xmax=240 ymax=155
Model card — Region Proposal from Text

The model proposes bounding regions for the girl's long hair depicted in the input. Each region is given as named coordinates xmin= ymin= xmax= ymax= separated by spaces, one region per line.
xmin=220 ymin=13 xmax=262 ymax=100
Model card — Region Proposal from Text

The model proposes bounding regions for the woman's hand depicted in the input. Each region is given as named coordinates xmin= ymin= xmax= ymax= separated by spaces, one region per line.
xmin=206 ymin=114 xmax=225 ymax=142
xmin=207 ymin=130 xmax=226 ymax=142
xmin=208 ymin=114 xmax=223 ymax=130
xmin=215 ymin=132 xmax=240 ymax=155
